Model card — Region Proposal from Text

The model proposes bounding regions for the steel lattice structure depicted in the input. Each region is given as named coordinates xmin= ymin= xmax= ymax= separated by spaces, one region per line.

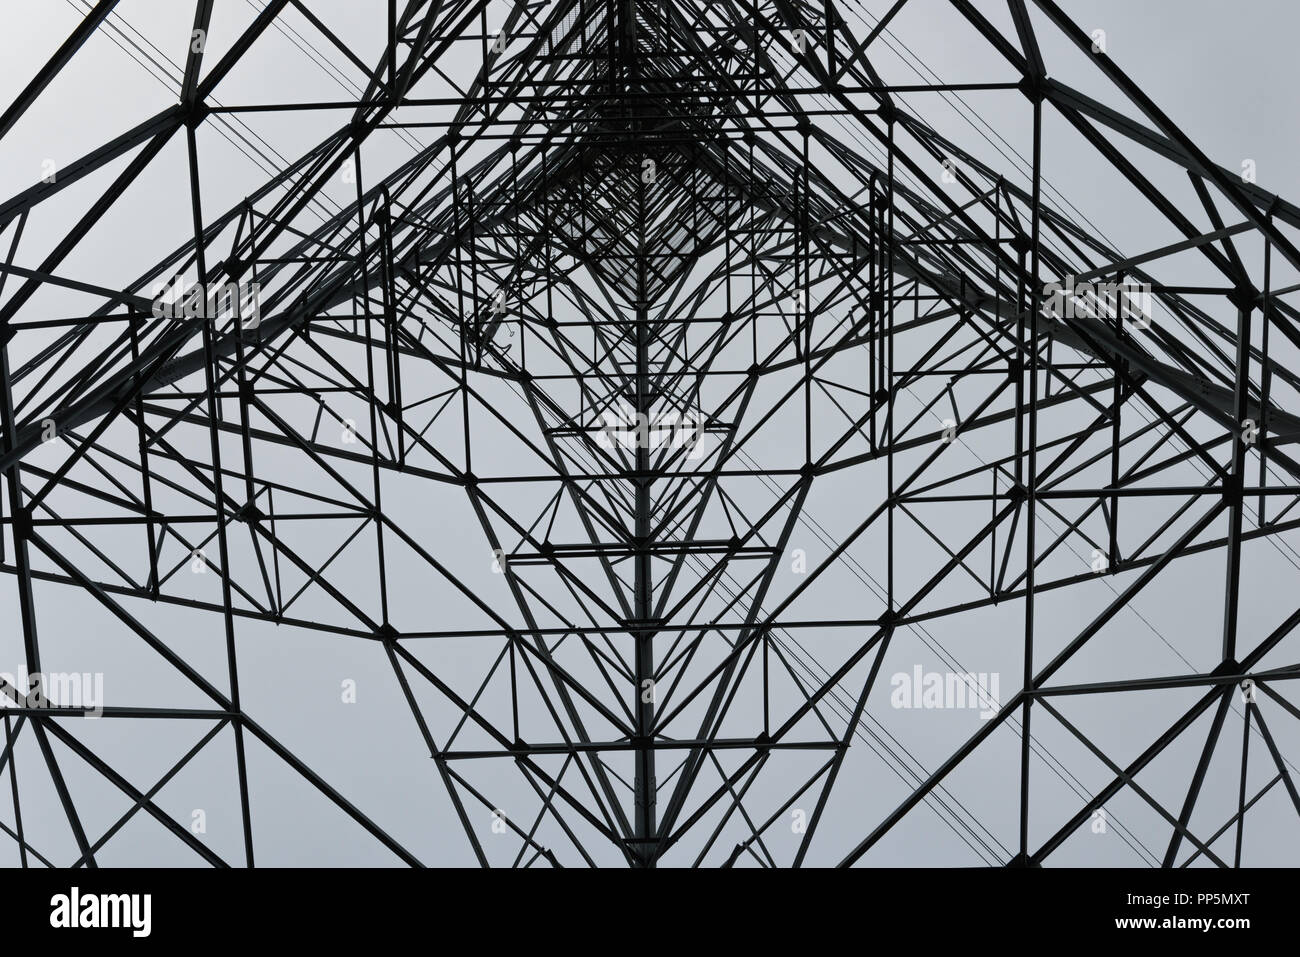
xmin=1 ymin=0 xmax=1300 ymax=868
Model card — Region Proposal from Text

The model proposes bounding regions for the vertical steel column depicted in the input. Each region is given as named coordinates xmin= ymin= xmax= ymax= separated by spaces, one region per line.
xmin=1018 ymin=91 xmax=1043 ymax=863
xmin=1221 ymin=301 xmax=1253 ymax=663
xmin=621 ymin=0 xmax=656 ymax=866
xmin=185 ymin=119 xmax=255 ymax=867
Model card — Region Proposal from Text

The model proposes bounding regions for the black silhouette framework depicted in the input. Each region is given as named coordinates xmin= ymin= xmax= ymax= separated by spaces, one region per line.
xmin=1 ymin=0 xmax=1299 ymax=867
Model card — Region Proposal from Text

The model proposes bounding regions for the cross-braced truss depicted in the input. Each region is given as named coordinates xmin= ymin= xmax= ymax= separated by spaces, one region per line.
xmin=2 ymin=0 xmax=1300 ymax=867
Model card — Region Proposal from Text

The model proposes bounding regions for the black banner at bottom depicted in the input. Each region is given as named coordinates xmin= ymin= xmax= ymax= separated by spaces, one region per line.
xmin=0 ymin=867 xmax=1278 ymax=943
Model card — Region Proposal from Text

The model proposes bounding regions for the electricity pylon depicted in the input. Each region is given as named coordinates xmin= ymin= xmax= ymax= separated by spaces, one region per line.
xmin=2 ymin=0 xmax=1299 ymax=867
